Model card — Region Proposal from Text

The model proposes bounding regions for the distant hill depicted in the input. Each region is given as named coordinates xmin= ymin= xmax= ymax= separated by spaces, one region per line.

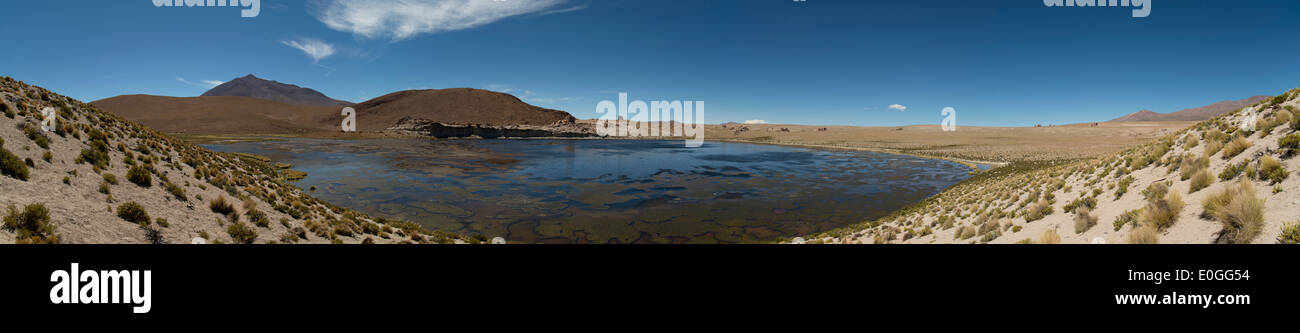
xmin=201 ymin=74 xmax=352 ymax=108
xmin=1108 ymin=95 xmax=1270 ymax=122
xmin=94 ymin=87 xmax=586 ymax=136
xmin=92 ymin=95 xmax=334 ymax=134
xmin=326 ymin=88 xmax=578 ymax=132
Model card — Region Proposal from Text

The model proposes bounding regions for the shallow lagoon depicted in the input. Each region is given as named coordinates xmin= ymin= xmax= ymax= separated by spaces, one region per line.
xmin=205 ymin=139 xmax=974 ymax=243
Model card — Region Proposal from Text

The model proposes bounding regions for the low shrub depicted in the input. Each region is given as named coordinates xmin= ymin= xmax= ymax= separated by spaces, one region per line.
xmin=227 ymin=221 xmax=258 ymax=244
xmin=1219 ymin=161 xmax=1246 ymax=181
xmin=0 ymin=146 xmax=29 ymax=181
xmin=1063 ymin=197 xmax=1097 ymax=214
xmin=1115 ymin=176 xmax=1134 ymax=199
xmin=1113 ymin=208 xmax=1142 ymax=231
xmin=1279 ymin=222 xmax=1300 ymax=244
xmin=102 ymin=173 xmax=118 ymax=185
xmin=247 ymin=209 xmax=269 ymax=228
xmin=3 ymin=203 xmax=57 ymax=243
xmin=126 ymin=165 xmax=151 ymax=188
xmin=165 ymin=182 xmax=187 ymax=201
xmin=1280 ymin=133 xmax=1300 ymax=157
xmin=115 ymin=202 xmax=150 ymax=225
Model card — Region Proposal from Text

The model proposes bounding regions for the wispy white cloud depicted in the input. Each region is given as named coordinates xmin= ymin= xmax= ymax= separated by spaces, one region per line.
xmin=536 ymin=4 xmax=586 ymax=16
xmin=312 ymin=0 xmax=573 ymax=41
xmin=743 ymin=120 xmax=768 ymax=124
xmin=888 ymin=104 xmax=907 ymax=112
xmin=176 ymin=77 xmax=224 ymax=89
xmin=281 ymin=38 xmax=337 ymax=63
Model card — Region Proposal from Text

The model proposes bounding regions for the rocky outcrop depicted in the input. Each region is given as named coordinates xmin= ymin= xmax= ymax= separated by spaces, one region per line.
xmin=388 ymin=117 xmax=596 ymax=138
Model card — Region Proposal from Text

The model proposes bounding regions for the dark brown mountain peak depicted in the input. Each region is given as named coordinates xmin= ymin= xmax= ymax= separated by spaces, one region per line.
xmin=201 ymin=75 xmax=352 ymax=108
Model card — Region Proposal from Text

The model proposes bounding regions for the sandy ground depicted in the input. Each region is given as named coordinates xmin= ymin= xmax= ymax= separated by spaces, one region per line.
xmin=704 ymin=122 xmax=1194 ymax=163
xmin=810 ymin=94 xmax=1300 ymax=244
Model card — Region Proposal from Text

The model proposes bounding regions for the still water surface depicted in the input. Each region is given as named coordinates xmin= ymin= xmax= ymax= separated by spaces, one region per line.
xmin=205 ymin=139 xmax=974 ymax=243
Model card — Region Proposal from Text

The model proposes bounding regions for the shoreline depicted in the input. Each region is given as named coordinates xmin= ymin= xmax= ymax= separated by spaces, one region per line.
xmin=184 ymin=132 xmax=1004 ymax=172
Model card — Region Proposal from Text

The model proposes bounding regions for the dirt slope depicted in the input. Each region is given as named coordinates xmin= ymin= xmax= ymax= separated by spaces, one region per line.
xmin=815 ymin=89 xmax=1300 ymax=244
xmin=1 ymin=76 xmax=470 ymax=244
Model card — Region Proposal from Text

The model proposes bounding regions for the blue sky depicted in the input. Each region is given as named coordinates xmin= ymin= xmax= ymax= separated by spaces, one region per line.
xmin=2 ymin=0 xmax=1299 ymax=127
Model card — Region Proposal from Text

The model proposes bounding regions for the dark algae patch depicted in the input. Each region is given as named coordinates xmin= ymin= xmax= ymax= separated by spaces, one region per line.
xmin=205 ymin=139 xmax=973 ymax=243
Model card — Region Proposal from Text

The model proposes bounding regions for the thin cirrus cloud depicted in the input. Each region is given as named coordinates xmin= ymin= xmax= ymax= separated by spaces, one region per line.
xmin=311 ymin=0 xmax=573 ymax=41
xmin=281 ymin=38 xmax=337 ymax=63
xmin=176 ymin=77 xmax=224 ymax=89
xmin=888 ymin=104 xmax=907 ymax=112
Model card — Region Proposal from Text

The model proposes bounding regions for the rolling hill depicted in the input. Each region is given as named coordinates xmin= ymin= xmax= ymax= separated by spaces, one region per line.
xmin=1109 ymin=95 xmax=1270 ymax=122
xmin=327 ymin=88 xmax=579 ymax=131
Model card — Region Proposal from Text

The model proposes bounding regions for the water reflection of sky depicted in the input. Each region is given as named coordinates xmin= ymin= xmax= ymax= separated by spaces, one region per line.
xmin=205 ymin=139 xmax=974 ymax=243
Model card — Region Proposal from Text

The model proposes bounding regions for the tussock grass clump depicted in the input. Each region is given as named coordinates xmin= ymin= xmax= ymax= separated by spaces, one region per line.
xmin=3 ymin=204 xmax=57 ymax=244
xmin=1139 ymin=191 xmax=1184 ymax=230
xmin=115 ymin=202 xmax=150 ymax=225
xmin=1039 ymin=229 xmax=1061 ymax=244
xmin=1023 ymin=200 xmax=1054 ymax=222
xmin=1202 ymin=180 xmax=1265 ymax=244
xmin=1141 ymin=182 xmax=1169 ymax=202
xmin=1221 ymin=137 xmax=1251 ymax=160
xmin=954 ymin=225 xmax=976 ymax=240
xmin=1182 ymin=136 xmax=1199 ymax=150
xmin=209 ymin=196 xmax=235 ymax=215
xmin=126 ymin=165 xmax=151 ymax=188
xmin=1179 ymin=155 xmax=1209 ymax=180
xmin=1204 ymin=128 xmax=1228 ymax=144
xmin=226 ymin=221 xmax=258 ymax=244
xmin=1279 ymin=222 xmax=1300 ymax=244
xmin=1127 ymin=226 xmax=1159 ymax=244
xmin=1203 ymin=140 xmax=1224 ymax=158
xmin=1257 ymin=156 xmax=1288 ymax=184
xmin=1189 ymin=169 xmax=1213 ymax=193
xmin=1073 ymin=208 xmax=1098 ymax=234
xmin=102 ymin=173 xmax=118 ymax=185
